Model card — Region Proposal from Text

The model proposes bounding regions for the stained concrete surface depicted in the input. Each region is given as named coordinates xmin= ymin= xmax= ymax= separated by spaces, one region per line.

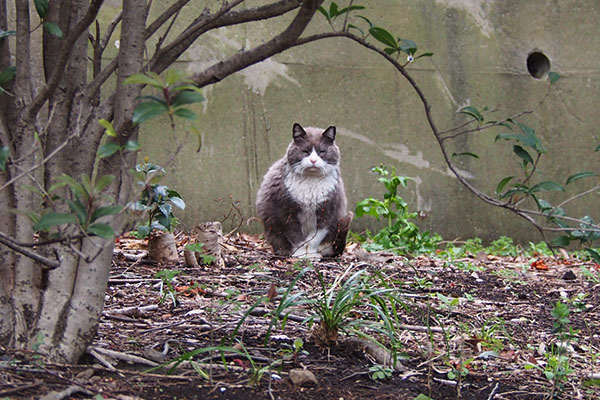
xmin=139 ymin=0 xmax=600 ymax=244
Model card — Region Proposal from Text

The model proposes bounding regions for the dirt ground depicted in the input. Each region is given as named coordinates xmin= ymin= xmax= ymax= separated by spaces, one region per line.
xmin=2 ymin=232 xmax=600 ymax=400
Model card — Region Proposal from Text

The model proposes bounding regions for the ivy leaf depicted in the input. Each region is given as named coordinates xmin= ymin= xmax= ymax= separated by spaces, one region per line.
xmin=34 ymin=0 xmax=49 ymax=19
xmin=369 ymin=27 xmax=397 ymax=48
xmin=43 ymin=21 xmax=63 ymax=38
xmin=513 ymin=145 xmax=534 ymax=166
xmin=0 ymin=146 xmax=9 ymax=171
xmin=34 ymin=212 xmax=77 ymax=231
xmin=87 ymin=222 xmax=115 ymax=239
xmin=529 ymin=180 xmax=565 ymax=193
xmin=566 ymin=171 xmax=597 ymax=184
xmin=97 ymin=141 xmax=121 ymax=158
xmin=132 ymin=100 xmax=168 ymax=124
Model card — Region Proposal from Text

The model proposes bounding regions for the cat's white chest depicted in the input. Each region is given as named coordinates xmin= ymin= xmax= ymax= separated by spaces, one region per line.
xmin=284 ymin=172 xmax=338 ymax=208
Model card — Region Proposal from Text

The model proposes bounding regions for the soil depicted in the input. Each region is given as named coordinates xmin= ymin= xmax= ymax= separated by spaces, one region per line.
xmin=2 ymin=232 xmax=600 ymax=400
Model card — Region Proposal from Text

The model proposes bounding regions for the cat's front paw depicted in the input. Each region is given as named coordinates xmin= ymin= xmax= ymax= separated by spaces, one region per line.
xmin=291 ymin=247 xmax=322 ymax=261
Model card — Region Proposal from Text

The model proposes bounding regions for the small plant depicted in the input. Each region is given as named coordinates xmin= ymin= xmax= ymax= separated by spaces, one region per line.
xmin=131 ymin=160 xmax=185 ymax=239
xmin=525 ymin=301 xmax=575 ymax=397
xmin=307 ymin=269 xmax=367 ymax=347
xmin=355 ymin=165 xmax=441 ymax=254
xmin=184 ymin=242 xmax=217 ymax=265
xmin=369 ymin=364 xmax=393 ymax=381
xmin=155 ymin=269 xmax=181 ymax=306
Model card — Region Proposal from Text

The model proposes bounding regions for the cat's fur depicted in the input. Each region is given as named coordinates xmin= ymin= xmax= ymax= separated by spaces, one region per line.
xmin=256 ymin=123 xmax=353 ymax=259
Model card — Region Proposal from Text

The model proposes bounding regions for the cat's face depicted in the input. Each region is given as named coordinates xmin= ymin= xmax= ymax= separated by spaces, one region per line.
xmin=286 ymin=124 xmax=340 ymax=176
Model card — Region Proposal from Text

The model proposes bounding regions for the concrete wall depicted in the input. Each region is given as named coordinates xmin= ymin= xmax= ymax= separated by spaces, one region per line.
xmin=140 ymin=0 xmax=600 ymax=244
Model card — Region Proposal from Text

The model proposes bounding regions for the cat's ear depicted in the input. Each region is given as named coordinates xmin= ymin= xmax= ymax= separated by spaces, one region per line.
xmin=322 ymin=126 xmax=336 ymax=143
xmin=292 ymin=123 xmax=307 ymax=142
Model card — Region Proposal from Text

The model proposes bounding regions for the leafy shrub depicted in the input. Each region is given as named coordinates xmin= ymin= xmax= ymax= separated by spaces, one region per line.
xmin=354 ymin=165 xmax=441 ymax=254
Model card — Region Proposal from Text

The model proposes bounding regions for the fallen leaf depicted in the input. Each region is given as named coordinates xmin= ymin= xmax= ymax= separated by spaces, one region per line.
xmin=267 ymin=283 xmax=277 ymax=302
xmin=531 ymin=259 xmax=549 ymax=270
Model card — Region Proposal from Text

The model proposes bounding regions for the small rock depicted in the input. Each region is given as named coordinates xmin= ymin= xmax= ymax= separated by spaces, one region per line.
xmin=562 ymin=270 xmax=576 ymax=281
xmin=289 ymin=368 xmax=318 ymax=387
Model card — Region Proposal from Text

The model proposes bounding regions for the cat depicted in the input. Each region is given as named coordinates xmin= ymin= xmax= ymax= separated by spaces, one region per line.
xmin=256 ymin=123 xmax=353 ymax=259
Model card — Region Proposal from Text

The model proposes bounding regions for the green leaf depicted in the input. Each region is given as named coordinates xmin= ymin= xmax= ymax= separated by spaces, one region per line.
xmin=548 ymin=71 xmax=560 ymax=84
xmin=43 ymin=21 xmax=63 ymax=38
xmin=329 ymin=2 xmax=339 ymax=18
xmin=0 ymin=30 xmax=16 ymax=39
xmin=97 ymin=141 xmax=121 ymax=158
xmin=495 ymin=176 xmax=513 ymax=195
xmin=317 ymin=6 xmax=331 ymax=22
xmin=513 ymin=145 xmax=534 ymax=165
xmin=172 ymin=108 xmax=197 ymax=121
xmin=124 ymin=73 xmax=164 ymax=88
xmin=132 ymin=100 xmax=168 ymax=124
xmin=0 ymin=66 xmax=16 ymax=85
xmin=34 ymin=0 xmax=49 ymax=19
xmin=171 ymin=90 xmax=205 ymax=107
xmin=169 ymin=196 xmax=185 ymax=210
xmin=347 ymin=24 xmax=365 ymax=36
xmin=529 ymin=180 xmax=564 ymax=193
xmin=95 ymin=174 xmax=115 ymax=192
xmin=336 ymin=5 xmax=366 ymax=19
xmin=451 ymin=151 xmax=479 ymax=159
xmin=585 ymin=248 xmax=600 ymax=264
xmin=566 ymin=171 xmax=597 ymax=184
xmin=184 ymin=243 xmax=205 ymax=253
xmin=495 ymin=133 xmax=539 ymax=152
xmin=0 ymin=146 xmax=9 ymax=171
xmin=124 ymin=140 xmax=141 ymax=152
xmin=98 ymin=118 xmax=116 ymax=137
xmin=595 ymin=144 xmax=600 ymax=152
xmin=415 ymin=52 xmax=434 ymax=60
xmin=67 ymin=199 xmax=87 ymax=224
xmin=54 ymin=174 xmax=86 ymax=199
xmin=399 ymin=38 xmax=417 ymax=55
xmin=357 ymin=15 xmax=374 ymax=29
xmin=457 ymin=106 xmax=483 ymax=122
xmin=91 ymin=205 xmax=122 ymax=222
xmin=87 ymin=222 xmax=115 ymax=239
xmin=551 ymin=235 xmax=571 ymax=247
xmin=165 ymin=69 xmax=187 ymax=87
xmin=414 ymin=395 xmax=434 ymax=400
xmin=34 ymin=212 xmax=77 ymax=231
xmin=369 ymin=27 xmax=397 ymax=48
xmin=136 ymin=225 xmax=151 ymax=239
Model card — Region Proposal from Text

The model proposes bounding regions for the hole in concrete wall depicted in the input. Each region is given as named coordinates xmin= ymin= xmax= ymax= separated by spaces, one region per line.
xmin=527 ymin=51 xmax=551 ymax=79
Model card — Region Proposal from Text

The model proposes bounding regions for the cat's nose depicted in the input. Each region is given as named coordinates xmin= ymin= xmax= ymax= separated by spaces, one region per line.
xmin=310 ymin=157 xmax=317 ymax=165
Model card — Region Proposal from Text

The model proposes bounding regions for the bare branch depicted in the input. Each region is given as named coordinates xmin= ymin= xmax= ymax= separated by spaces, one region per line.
xmin=151 ymin=0 xmax=302 ymax=74
xmin=0 ymin=230 xmax=60 ymax=270
xmin=22 ymin=0 xmax=104 ymax=124
xmin=191 ymin=0 xmax=321 ymax=88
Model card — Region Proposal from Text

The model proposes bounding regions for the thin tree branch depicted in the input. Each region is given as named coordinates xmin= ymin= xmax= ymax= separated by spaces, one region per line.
xmin=151 ymin=0 xmax=302 ymax=75
xmin=0 ymin=231 xmax=60 ymax=270
xmin=22 ymin=0 xmax=104 ymax=124
xmin=191 ymin=0 xmax=322 ymax=88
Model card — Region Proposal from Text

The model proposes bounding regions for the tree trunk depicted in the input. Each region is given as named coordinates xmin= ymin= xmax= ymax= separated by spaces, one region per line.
xmin=0 ymin=0 xmax=319 ymax=363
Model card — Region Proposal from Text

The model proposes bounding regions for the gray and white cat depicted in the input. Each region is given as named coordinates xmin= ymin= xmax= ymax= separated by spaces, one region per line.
xmin=256 ymin=123 xmax=353 ymax=259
